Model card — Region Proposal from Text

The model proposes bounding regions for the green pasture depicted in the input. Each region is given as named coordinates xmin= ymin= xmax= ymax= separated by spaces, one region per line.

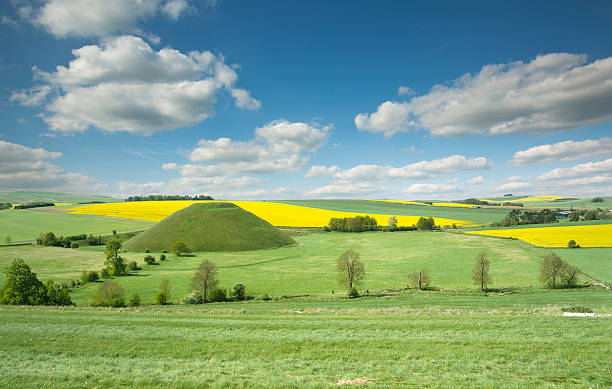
xmin=1 ymin=231 xmax=587 ymax=305
xmin=0 ymin=208 xmax=153 ymax=242
xmin=553 ymin=247 xmax=612 ymax=287
xmin=0 ymin=290 xmax=610 ymax=388
xmin=271 ymin=199 xmax=509 ymax=225
xmin=0 ymin=190 xmax=118 ymax=204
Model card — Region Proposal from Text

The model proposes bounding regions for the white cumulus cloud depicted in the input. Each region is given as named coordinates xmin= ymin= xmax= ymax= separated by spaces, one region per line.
xmin=403 ymin=183 xmax=459 ymax=194
xmin=511 ymin=138 xmax=612 ymax=165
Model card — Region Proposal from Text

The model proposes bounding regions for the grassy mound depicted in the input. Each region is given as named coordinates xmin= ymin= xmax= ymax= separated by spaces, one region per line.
xmin=123 ymin=202 xmax=295 ymax=252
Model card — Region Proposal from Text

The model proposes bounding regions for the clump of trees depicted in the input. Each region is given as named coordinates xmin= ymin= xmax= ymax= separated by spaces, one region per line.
xmin=0 ymin=259 xmax=72 ymax=305
xmin=328 ymin=216 xmax=378 ymax=232
xmin=144 ymin=255 xmax=156 ymax=265
xmin=171 ymin=241 xmax=191 ymax=256
xmin=539 ymin=253 xmax=578 ymax=289
xmin=93 ymin=281 xmax=125 ymax=307
xmin=495 ymin=209 xmax=558 ymax=226
xmin=568 ymin=208 xmax=612 ymax=222
xmin=415 ymin=217 xmax=436 ymax=230
xmin=14 ymin=202 xmax=55 ymax=209
xmin=37 ymin=232 xmax=101 ymax=248
xmin=591 ymin=197 xmax=604 ymax=203
xmin=336 ymin=249 xmax=364 ymax=297
xmin=409 ymin=269 xmax=430 ymax=290
xmin=472 ymin=252 xmax=491 ymax=292
xmin=125 ymin=194 xmax=213 ymax=202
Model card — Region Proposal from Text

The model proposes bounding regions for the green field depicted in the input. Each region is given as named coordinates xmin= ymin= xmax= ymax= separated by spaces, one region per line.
xmin=272 ymin=199 xmax=509 ymax=225
xmin=1 ymin=230 xmax=597 ymax=306
xmin=0 ymin=190 xmax=118 ymax=204
xmin=0 ymin=290 xmax=610 ymax=388
xmin=552 ymin=248 xmax=612 ymax=287
xmin=0 ymin=208 xmax=154 ymax=242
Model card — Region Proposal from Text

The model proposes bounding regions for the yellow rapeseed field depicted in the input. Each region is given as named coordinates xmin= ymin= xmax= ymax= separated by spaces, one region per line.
xmin=504 ymin=195 xmax=567 ymax=203
xmin=466 ymin=224 xmax=612 ymax=247
xmin=371 ymin=199 xmax=476 ymax=208
xmin=66 ymin=200 xmax=472 ymax=227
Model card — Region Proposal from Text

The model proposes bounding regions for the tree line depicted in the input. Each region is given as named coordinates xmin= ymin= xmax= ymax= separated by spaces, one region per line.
xmin=325 ymin=215 xmax=439 ymax=232
xmin=125 ymin=194 xmax=214 ymax=202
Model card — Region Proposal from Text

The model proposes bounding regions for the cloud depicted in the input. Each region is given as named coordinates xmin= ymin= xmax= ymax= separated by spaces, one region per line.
xmin=537 ymin=158 xmax=612 ymax=180
xmin=305 ymin=165 xmax=341 ymax=177
xmin=398 ymin=86 xmax=414 ymax=96
xmin=356 ymin=53 xmax=612 ymax=137
xmin=511 ymin=138 xmax=612 ymax=165
xmin=403 ymin=183 xmax=459 ymax=194
xmin=305 ymin=182 xmax=379 ymax=197
xmin=309 ymin=155 xmax=492 ymax=181
xmin=29 ymin=35 xmax=258 ymax=134
xmin=10 ymin=85 xmax=51 ymax=106
xmin=0 ymin=140 xmax=103 ymax=192
xmin=23 ymin=0 xmax=197 ymax=38
xmin=0 ymin=16 xmax=19 ymax=28
xmin=467 ymin=176 xmax=484 ymax=184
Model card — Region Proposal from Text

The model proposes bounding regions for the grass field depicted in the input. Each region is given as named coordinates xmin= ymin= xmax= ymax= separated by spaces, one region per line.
xmin=466 ymin=224 xmax=612 ymax=248
xmin=0 ymin=231 xmax=583 ymax=305
xmin=0 ymin=190 xmax=118 ymax=204
xmin=552 ymin=247 xmax=612 ymax=286
xmin=0 ymin=208 xmax=154 ymax=242
xmin=480 ymin=196 xmax=612 ymax=209
xmin=0 ymin=290 xmax=610 ymax=388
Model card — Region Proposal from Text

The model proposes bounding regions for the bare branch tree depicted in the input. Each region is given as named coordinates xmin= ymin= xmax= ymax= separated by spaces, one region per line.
xmin=191 ymin=259 xmax=218 ymax=303
xmin=336 ymin=249 xmax=364 ymax=290
xmin=409 ymin=269 xmax=431 ymax=290
xmin=472 ymin=252 xmax=491 ymax=292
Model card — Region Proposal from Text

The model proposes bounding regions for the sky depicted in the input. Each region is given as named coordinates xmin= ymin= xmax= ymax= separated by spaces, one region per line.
xmin=1 ymin=0 xmax=611 ymax=200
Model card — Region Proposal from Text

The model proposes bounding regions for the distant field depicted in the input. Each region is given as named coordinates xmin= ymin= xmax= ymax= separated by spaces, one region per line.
xmin=67 ymin=200 xmax=475 ymax=227
xmin=0 ymin=190 xmax=118 ymax=204
xmin=0 ymin=290 xmax=610 ymax=388
xmin=552 ymin=247 xmax=612 ymax=286
xmin=466 ymin=224 xmax=612 ymax=248
xmin=0 ymin=208 xmax=153 ymax=242
xmin=1 ymin=230 xmax=570 ymax=305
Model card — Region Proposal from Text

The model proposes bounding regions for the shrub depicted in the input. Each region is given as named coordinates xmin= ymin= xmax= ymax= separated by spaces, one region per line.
xmin=127 ymin=261 xmax=138 ymax=271
xmin=208 ymin=287 xmax=228 ymax=302
xmin=94 ymin=281 xmax=125 ymax=307
xmin=160 ymin=254 xmax=166 ymax=261
xmin=347 ymin=287 xmax=360 ymax=299
xmin=592 ymin=197 xmax=603 ymax=203
xmin=562 ymin=306 xmax=593 ymax=313
xmin=230 ymin=283 xmax=246 ymax=301
xmin=101 ymin=268 xmax=111 ymax=279
xmin=567 ymin=240 xmax=580 ymax=248
xmin=145 ymin=249 xmax=150 ymax=253
xmin=70 ymin=242 xmax=79 ymax=249
xmin=257 ymin=293 xmax=272 ymax=301
xmin=155 ymin=279 xmax=171 ymax=305
xmin=81 ymin=270 xmax=99 ymax=283
xmin=182 ymin=291 xmax=203 ymax=304
xmin=144 ymin=255 xmax=156 ymax=265
xmin=129 ymin=294 xmax=141 ymax=306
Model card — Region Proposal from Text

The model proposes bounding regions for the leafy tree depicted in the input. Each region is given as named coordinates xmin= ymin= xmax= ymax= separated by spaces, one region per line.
xmin=94 ymin=281 xmax=125 ymax=307
xmin=129 ymin=294 xmax=141 ymax=306
xmin=144 ymin=255 xmax=156 ymax=265
xmin=592 ymin=197 xmax=603 ymax=203
xmin=160 ymin=254 xmax=166 ymax=261
xmin=415 ymin=217 xmax=436 ymax=230
xmin=104 ymin=238 xmax=126 ymax=276
xmin=0 ymin=259 xmax=45 ymax=305
xmin=127 ymin=261 xmax=139 ymax=271
xmin=387 ymin=216 xmax=398 ymax=228
xmin=156 ymin=279 xmax=171 ymax=305
xmin=81 ymin=270 xmax=99 ymax=283
xmin=208 ymin=287 xmax=228 ymax=302
xmin=45 ymin=280 xmax=73 ymax=306
xmin=540 ymin=253 xmax=578 ymax=289
xmin=191 ymin=259 xmax=218 ymax=303
xmin=42 ymin=232 xmax=57 ymax=246
xmin=336 ymin=249 xmax=365 ymax=290
xmin=567 ymin=240 xmax=579 ymax=248
xmin=472 ymin=252 xmax=491 ymax=292
xmin=409 ymin=269 xmax=431 ymax=290
xmin=230 ymin=283 xmax=246 ymax=301
xmin=171 ymin=241 xmax=191 ymax=256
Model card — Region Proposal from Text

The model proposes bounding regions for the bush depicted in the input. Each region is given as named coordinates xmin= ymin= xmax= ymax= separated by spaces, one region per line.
xmin=208 ymin=287 xmax=228 ymax=302
xmin=127 ymin=261 xmax=139 ymax=271
xmin=592 ymin=197 xmax=604 ymax=203
xmin=257 ymin=293 xmax=272 ymax=301
xmin=70 ymin=242 xmax=79 ymax=249
xmin=155 ymin=279 xmax=171 ymax=305
xmin=129 ymin=294 xmax=141 ymax=306
xmin=144 ymin=255 xmax=156 ymax=265
xmin=230 ymin=283 xmax=246 ymax=301
xmin=94 ymin=281 xmax=125 ymax=307
xmin=160 ymin=254 xmax=166 ymax=261
xmin=347 ymin=287 xmax=360 ymax=299
xmin=101 ymin=268 xmax=111 ymax=279
xmin=567 ymin=240 xmax=580 ymax=248
xmin=182 ymin=291 xmax=203 ymax=304
xmin=145 ymin=249 xmax=150 ymax=253
xmin=81 ymin=270 xmax=99 ymax=283
xmin=562 ymin=306 xmax=593 ymax=313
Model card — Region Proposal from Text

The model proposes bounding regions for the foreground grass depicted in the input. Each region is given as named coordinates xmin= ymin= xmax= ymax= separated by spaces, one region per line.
xmin=0 ymin=290 xmax=610 ymax=388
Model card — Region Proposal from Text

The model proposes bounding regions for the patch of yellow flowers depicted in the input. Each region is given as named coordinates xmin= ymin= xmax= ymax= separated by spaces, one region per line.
xmin=66 ymin=200 xmax=472 ymax=227
xmin=370 ymin=199 xmax=476 ymax=208
xmin=467 ymin=224 xmax=612 ymax=247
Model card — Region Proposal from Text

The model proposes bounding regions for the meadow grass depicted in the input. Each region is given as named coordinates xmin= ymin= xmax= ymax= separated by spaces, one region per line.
xmin=0 ymin=290 xmax=610 ymax=388
xmin=0 ymin=208 xmax=153 ymax=242
xmin=552 ymin=247 xmax=612 ymax=286
xmin=1 ymin=231 xmax=581 ymax=305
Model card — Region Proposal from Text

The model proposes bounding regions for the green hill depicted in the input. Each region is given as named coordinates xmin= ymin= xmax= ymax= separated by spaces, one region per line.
xmin=123 ymin=202 xmax=296 ymax=252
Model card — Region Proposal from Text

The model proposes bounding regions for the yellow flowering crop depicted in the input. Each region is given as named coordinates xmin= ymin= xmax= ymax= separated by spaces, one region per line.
xmin=466 ymin=224 xmax=612 ymax=247
xmin=66 ymin=200 xmax=472 ymax=227
xmin=371 ymin=199 xmax=476 ymax=208
xmin=503 ymin=195 xmax=567 ymax=203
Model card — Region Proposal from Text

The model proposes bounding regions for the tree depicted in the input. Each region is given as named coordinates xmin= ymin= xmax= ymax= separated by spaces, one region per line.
xmin=416 ymin=217 xmax=436 ymax=230
xmin=567 ymin=240 xmax=579 ymax=248
xmin=171 ymin=241 xmax=191 ymax=256
xmin=336 ymin=249 xmax=365 ymax=290
xmin=5 ymin=236 xmax=11 ymax=244
xmin=0 ymin=259 xmax=45 ymax=305
xmin=231 ymin=283 xmax=246 ymax=301
xmin=191 ymin=259 xmax=218 ymax=303
xmin=540 ymin=253 xmax=578 ymax=289
xmin=156 ymin=279 xmax=171 ymax=305
xmin=409 ymin=269 xmax=431 ymax=290
xmin=144 ymin=255 xmax=156 ymax=265
xmin=472 ymin=252 xmax=491 ymax=292
xmin=104 ymin=238 xmax=126 ymax=276
xmin=387 ymin=216 xmax=398 ymax=228
xmin=42 ymin=232 xmax=57 ymax=246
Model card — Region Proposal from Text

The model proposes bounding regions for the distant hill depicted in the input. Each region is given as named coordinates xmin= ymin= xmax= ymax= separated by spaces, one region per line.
xmin=123 ymin=202 xmax=296 ymax=252
xmin=0 ymin=191 xmax=118 ymax=204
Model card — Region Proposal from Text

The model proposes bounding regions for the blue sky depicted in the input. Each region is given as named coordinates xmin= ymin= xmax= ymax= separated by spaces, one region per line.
xmin=1 ymin=0 xmax=611 ymax=199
